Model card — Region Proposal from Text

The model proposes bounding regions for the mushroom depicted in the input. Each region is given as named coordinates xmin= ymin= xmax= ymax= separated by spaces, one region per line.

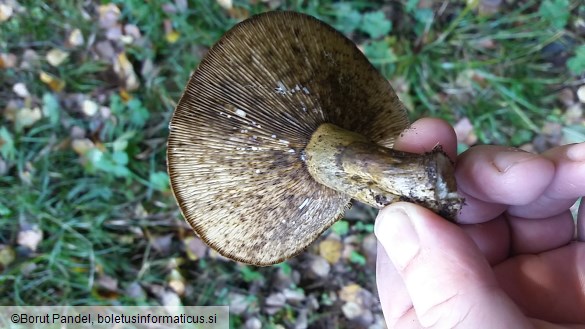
xmin=167 ymin=11 xmax=463 ymax=266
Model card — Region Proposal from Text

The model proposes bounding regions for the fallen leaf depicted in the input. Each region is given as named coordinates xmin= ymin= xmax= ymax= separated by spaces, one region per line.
xmin=339 ymin=283 xmax=362 ymax=303
xmin=319 ymin=238 xmax=342 ymax=264
xmin=183 ymin=236 xmax=208 ymax=261
xmin=0 ymin=53 xmax=17 ymax=69
xmin=39 ymin=71 xmax=65 ymax=92
xmin=17 ymin=225 xmax=43 ymax=251
xmin=167 ymin=269 xmax=185 ymax=295
xmin=0 ymin=3 xmax=13 ymax=22
xmin=15 ymin=107 xmax=42 ymax=131
xmin=0 ymin=245 xmax=15 ymax=269
xmin=124 ymin=24 xmax=141 ymax=40
xmin=113 ymin=53 xmax=139 ymax=91
xmin=165 ymin=30 xmax=180 ymax=44
xmin=12 ymin=82 xmax=29 ymax=98
xmin=227 ymin=6 xmax=250 ymax=19
xmin=453 ymin=117 xmax=478 ymax=145
xmin=98 ymin=3 xmax=120 ymax=29
xmin=71 ymin=138 xmax=95 ymax=156
xmin=97 ymin=274 xmax=118 ymax=292
xmin=67 ymin=29 xmax=84 ymax=47
xmin=46 ymin=48 xmax=69 ymax=67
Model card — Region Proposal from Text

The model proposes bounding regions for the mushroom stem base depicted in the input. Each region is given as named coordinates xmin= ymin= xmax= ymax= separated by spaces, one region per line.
xmin=304 ymin=123 xmax=463 ymax=220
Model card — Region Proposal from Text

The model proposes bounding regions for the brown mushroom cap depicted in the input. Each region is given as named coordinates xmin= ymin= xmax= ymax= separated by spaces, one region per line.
xmin=167 ymin=11 xmax=410 ymax=265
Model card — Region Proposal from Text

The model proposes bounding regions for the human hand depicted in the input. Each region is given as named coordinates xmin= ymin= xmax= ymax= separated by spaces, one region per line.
xmin=375 ymin=118 xmax=585 ymax=328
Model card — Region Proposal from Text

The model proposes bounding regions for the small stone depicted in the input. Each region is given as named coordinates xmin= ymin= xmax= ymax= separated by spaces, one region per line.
xmin=228 ymin=293 xmax=249 ymax=315
xmin=125 ymin=282 xmax=146 ymax=299
xmin=13 ymin=83 xmax=29 ymax=98
xmin=82 ymin=99 xmax=99 ymax=117
xmin=307 ymin=255 xmax=330 ymax=278
xmin=265 ymin=292 xmax=286 ymax=307
xmin=283 ymin=288 xmax=305 ymax=304
xmin=245 ymin=317 xmax=262 ymax=329
xmin=577 ymin=85 xmax=585 ymax=104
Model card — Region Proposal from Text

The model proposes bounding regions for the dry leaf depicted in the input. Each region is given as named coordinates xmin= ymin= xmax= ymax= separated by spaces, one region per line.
xmin=113 ymin=53 xmax=139 ymax=91
xmin=124 ymin=24 xmax=141 ymax=40
xmin=454 ymin=117 xmax=477 ymax=145
xmin=0 ymin=4 xmax=13 ymax=22
xmin=17 ymin=225 xmax=43 ymax=251
xmin=0 ymin=53 xmax=17 ymax=69
xmin=216 ymin=0 xmax=233 ymax=10
xmin=97 ymin=274 xmax=118 ymax=292
xmin=183 ymin=236 xmax=208 ymax=261
xmin=39 ymin=71 xmax=65 ymax=92
xmin=67 ymin=29 xmax=84 ymax=47
xmin=339 ymin=283 xmax=362 ymax=303
xmin=319 ymin=238 xmax=342 ymax=264
xmin=165 ymin=30 xmax=180 ymax=43
xmin=98 ymin=3 xmax=120 ymax=29
xmin=12 ymin=82 xmax=30 ymax=98
xmin=167 ymin=269 xmax=185 ymax=295
xmin=46 ymin=48 xmax=69 ymax=67
xmin=82 ymin=99 xmax=99 ymax=117
xmin=71 ymin=138 xmax=95 ymax=156
xmin=0 ymin=245 xmax=15 ymax=268
xmin=227 ymin=6 xmax=250 ymax=19
xmin=15 ymin=107 xmax=42 ymax=130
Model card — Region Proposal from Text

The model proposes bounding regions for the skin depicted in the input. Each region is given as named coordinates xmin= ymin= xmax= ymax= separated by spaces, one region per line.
xmin=376 ymin=118 xmax=585 ymax=328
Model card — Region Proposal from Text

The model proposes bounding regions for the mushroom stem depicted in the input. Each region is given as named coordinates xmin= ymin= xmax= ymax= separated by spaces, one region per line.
xmin=304 ymin=123 xmax=463 ymax=220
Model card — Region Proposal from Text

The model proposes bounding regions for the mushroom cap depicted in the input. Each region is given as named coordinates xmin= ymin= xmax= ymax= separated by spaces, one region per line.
xmin=167 ymin=11 xmax=408 ymax=265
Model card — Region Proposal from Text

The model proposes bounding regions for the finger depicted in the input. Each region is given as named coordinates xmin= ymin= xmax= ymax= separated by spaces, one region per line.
xmin=494 ymin=242 xmax=585 ymax=324
xmin=394 ymin=117 xmax=457 ymax=161
xmin=508 ymin=143 xmax=585 ymax=218
xmin=578 ymin=198 xmax=584 ymax=242
xmin=456 ymin=145 xmax=555 ymax=206
xmin=376 ymin=242 xmax=414 ymax=327
xmin=507 ymin=211 xmax=575 ymax=254
xmin=375 ymin=202 xmax=530 ymax=328
xmin=460 ymin=215 xmax=510 ymax=265
xmin=456 ymin=190 xmax=507 ymax=224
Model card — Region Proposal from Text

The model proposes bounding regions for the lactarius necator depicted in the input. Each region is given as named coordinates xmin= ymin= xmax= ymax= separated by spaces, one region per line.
xmin=167 ymin=11 xmax=463 ymax=265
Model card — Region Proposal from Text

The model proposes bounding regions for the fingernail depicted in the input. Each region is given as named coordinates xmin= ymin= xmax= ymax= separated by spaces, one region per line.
xmin=493 ymin=150 xmax=537 ymax=173
xmin=375 ymin=206 xmax=420 ymax=269
xmin=567 ymin=143 xmax=585 ymax=162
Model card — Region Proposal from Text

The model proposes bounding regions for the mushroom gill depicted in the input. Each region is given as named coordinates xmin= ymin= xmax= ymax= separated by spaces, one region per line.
xmin=167 ymin=11 xmax=463 ymax=265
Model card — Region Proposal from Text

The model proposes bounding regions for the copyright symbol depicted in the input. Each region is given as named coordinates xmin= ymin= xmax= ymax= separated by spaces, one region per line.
xmin=11 ymin=314 xmax=19 ymax=323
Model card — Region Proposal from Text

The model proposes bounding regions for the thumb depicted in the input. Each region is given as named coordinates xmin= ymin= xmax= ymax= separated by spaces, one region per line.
xmin=375 ymin=202 xmax=529 ymax=328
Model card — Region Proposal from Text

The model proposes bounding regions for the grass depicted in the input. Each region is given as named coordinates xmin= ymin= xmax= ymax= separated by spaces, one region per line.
xmin=0 ymin=0 xmax=583 ymax=327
